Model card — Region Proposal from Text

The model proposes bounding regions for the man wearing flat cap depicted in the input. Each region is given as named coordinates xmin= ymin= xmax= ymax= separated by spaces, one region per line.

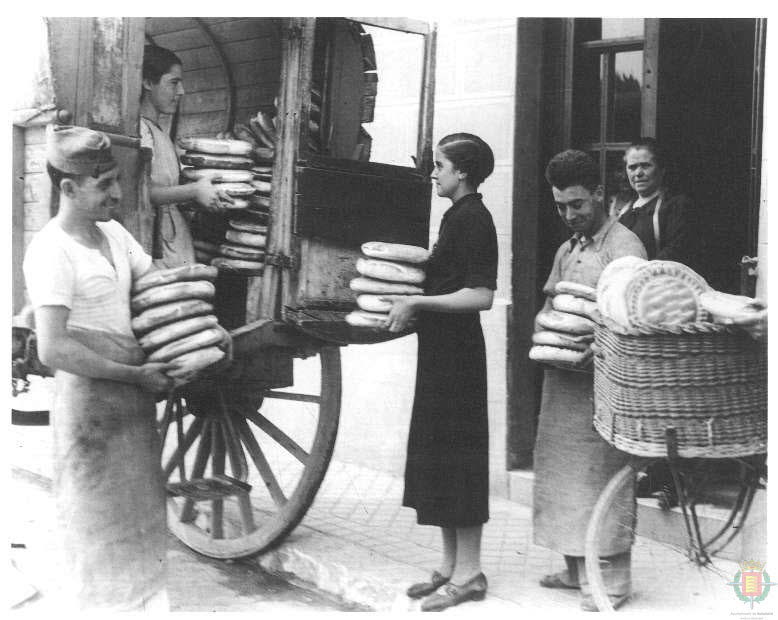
xmin=23 ymin=125 xmax=171 ymax=610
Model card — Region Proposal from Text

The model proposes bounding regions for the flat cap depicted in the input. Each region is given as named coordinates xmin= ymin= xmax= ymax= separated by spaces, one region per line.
xmin=46 ymin=125 xmax=117 ymax=177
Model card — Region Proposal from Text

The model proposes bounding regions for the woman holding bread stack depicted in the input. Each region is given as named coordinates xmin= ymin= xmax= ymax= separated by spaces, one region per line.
xmin=140 ymin=44 xmax=233 ymax=268
xmin=383 ymin=134 xmax=497 ymax=611
xmin=532 ymin=150 xmax=646 ymax=612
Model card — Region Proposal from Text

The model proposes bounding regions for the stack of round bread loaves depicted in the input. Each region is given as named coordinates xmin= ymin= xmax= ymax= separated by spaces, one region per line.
xmin=529 ymin=280 xmax=598 ymax=368
xmin=212 ymin=212 xmax=267 ymax=275
xmin=597 ymin=257 xmax=710 ymax=328
xmin=345 ymin=242 xmax=429 ymax=328
xmin=131 ymin=265 xmax=227 ymax=384
xmin=179 ymin=137 xmax=256 ymax=212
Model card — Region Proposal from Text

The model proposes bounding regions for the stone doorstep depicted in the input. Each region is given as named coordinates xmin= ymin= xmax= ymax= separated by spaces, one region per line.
xmin=507 ymin=470 xmax=767 ymax=562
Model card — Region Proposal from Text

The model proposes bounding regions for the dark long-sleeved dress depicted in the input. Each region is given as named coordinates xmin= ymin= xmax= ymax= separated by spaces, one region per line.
xmin=402 ymin=192 xmax=498 ymax=528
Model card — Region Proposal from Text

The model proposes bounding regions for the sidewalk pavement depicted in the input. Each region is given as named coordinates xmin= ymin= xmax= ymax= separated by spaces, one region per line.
xmin=11 ymin=422 xmax=756 ymax=615
xmin=253 ymin=460 xmax=746 ymax=614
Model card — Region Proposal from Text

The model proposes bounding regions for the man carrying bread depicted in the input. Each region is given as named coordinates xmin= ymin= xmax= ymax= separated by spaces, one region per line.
xmin=22 ymin=126 xmax=172 ymax=610
xmin=531 ymin=150 xmax=646 ymax=611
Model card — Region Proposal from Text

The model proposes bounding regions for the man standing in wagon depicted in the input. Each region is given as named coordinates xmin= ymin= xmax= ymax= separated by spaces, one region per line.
xmin=23 ymin=125 xmax=172 ymax=610
xmin=532 ymin=150 xmax=646 ymax=611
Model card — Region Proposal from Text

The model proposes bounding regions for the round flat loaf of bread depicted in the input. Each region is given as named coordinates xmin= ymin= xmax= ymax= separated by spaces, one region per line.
xmin=167 ymin=345 xmax=226 ymax=382
xmin=211 ymin=257 xmax=265 ymax=275
xmin=361 ymin=242 xmax=429 ymax=264
xmin=628 ymin=275 xmax=701 ymax=326
xmin=180 ymin=153 xmax=254 ymax=169
xmin=356 ymin=258 xmax=425 ymax=284
xmin=178 ymin=137 xmax=254 ymax=157
xmin=131 ymin=280 xmax=215 ymax=314
xmin=345 ymin=310 xmax=388 ymax=328
xmin=139 ymin=314 xmax=219 ymax=352
xmin=132 ymin=264 xmax=218 ymax=294
xmin=250 ymin=179 xmax=272 ymax=194
xmin=554 ymin=281 xmax=597 ymax=302
xmin=626 ymin=260 xmax=709 ymax=326
xmin=700 ymin=290 xmax=764 ymax=323
xmin=536 ymin=310 xmax=596 ymax=335
xmin=356 ymin=294 xmax=394 ymax=313
xmin=222 ymin=197 xmax=250 ymax=210
xmin=193 ymin=239 xmax=220 ymax=254
xmin=529 ymin=345 xmax=588 ymax=365
xmin=596 ymin=256 xmax=647 ymax=326
xmin=147 ymin=326 xmax=224 ymax=363
xmin=216 ymin=182 xmax=256 ymax=197
xmin=249 ymin=194 xmax=272 ymax=210
xmin=225 ymin=229 xmax=267 ymax=248
xmin=132 ymin=299 xmax=214 ymax=335
xmin=181 ymin=168 xmax=254 ymax=183
xmin=228 ymin=218 xmax=268 ymax=234
xmin=219 ymin=243 xmax=266 ymax=261
xmin=552 ymin=293 xmax=598 ymax=319
xmin=532 ymin=330 xmax=593 ymax=351
xmin=252 ymin=147 xmax=274 ymax=163
xmin=349 ymin=277 xmax=424 ymax=295
xmin=251 ymin=165 xmax=272 ymax=175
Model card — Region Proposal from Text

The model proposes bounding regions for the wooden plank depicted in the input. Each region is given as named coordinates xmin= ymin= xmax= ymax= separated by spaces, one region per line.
xmin=144 ymin=17 xmax=197 ymax=36
xmin=180 ymin=89 xmax=228 ymax=115
xmin=259 ymin=18 xmax=316 ymax=318
xmin=509 ymin=18 xmax=545 ymax=469
xmin=24 ymin=126 xmax=46 ymax=145
xmin=641 ymin=19 xmax=660 ymax=137
xmin=184 ymin=60 xmax=282 ymax=92
xmin=23 ymin=174 xmax=48 ymax=204
xmin=122 ymin=18 xmax=146 ymax=137
xmin=147 ymin=27 xmax=207 ymax=53
xmin=222 ymin=37 xmax=280 ymax=64
xmin=208 ymin=18 xmax=280 ymax=43
xmin=23 ymin=144 xmax=45 ymax=174
xmin=176 ymin=110 xmax=228 ymax=137
xmin=13 ymin=126 xmax=26 ymax=314
xmin=176 ymin=46 xmax=220 ymax=71
xmin=23 ymin=203 xmax=50 ymax=232
xmin=416 ymin=25 xmax=437 ymax=172
xmin=347 ymin=17 xmax=429 ymax=35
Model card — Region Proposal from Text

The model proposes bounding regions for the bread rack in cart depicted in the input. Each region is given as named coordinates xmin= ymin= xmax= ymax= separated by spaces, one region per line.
xmin=584 ymin=318 xmax=767 ymax=612
xmin=23 ymin=17 xmax=438 ymax=559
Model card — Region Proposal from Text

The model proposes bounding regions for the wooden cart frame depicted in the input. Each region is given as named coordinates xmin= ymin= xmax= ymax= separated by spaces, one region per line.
xmin=17 ymin=16 xmax=437 ymax=558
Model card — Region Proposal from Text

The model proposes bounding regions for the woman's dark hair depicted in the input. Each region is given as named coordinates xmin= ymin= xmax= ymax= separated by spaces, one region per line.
xmin=142 ymin=45 xmax=182 ymax=84
xmin=544 ymin=149 xmax=600 ymax=192
xmin=625 ymin=136 xmax=666 ymax=170
xmin=437 ymin=133 xmax=494 ymax=188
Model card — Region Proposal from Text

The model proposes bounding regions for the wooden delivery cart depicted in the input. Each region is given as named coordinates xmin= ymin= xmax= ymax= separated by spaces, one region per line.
xmin=17 ymin=16 xmax=437 ymax=559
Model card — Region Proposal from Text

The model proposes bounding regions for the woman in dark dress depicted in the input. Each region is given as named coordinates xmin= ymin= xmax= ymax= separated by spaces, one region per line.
xmin=384 ymin=133 xmax=497 ymax=612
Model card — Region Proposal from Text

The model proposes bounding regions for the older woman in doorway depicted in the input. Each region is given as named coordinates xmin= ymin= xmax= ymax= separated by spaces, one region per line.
xmin=616 ymin=137 xmax=697 ymax=267
xmin=383 ymin=133 xmax=498 ymax=612
xmin=140 ymin=44 xmax=232 ymax=267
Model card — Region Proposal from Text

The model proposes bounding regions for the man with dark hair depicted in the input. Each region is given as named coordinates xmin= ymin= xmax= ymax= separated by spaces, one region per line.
xmin=531 ymin=150 xmax=646 ymax=612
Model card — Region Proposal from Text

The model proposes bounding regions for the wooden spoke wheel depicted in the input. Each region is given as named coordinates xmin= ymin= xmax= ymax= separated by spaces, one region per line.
xmin=159 ymin=346 xmax=341 ymax=559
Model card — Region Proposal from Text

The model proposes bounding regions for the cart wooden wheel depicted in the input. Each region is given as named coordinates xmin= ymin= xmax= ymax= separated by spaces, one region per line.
xmin=159 ymin=346 xmax=341 ymax=559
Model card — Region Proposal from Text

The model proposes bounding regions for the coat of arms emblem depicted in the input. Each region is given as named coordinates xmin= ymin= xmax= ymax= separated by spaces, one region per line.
xmin=727 ymin=560 xmax=777 ymax=608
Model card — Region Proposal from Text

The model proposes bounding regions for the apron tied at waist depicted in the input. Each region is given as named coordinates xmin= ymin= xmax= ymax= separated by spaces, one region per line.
xmin=51 ymin=328 xmax=167 ymax=610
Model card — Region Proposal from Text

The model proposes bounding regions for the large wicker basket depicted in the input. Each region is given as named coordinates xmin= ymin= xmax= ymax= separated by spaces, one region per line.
xmin=593 ymin=319 xmax=767 ymax=458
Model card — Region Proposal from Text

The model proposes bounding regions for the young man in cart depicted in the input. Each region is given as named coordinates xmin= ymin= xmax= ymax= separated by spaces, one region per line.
xmin=23 ymin=125 xmax=175 ymax=610
xmin=531 ymin=149 xmax=647 ymax=612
